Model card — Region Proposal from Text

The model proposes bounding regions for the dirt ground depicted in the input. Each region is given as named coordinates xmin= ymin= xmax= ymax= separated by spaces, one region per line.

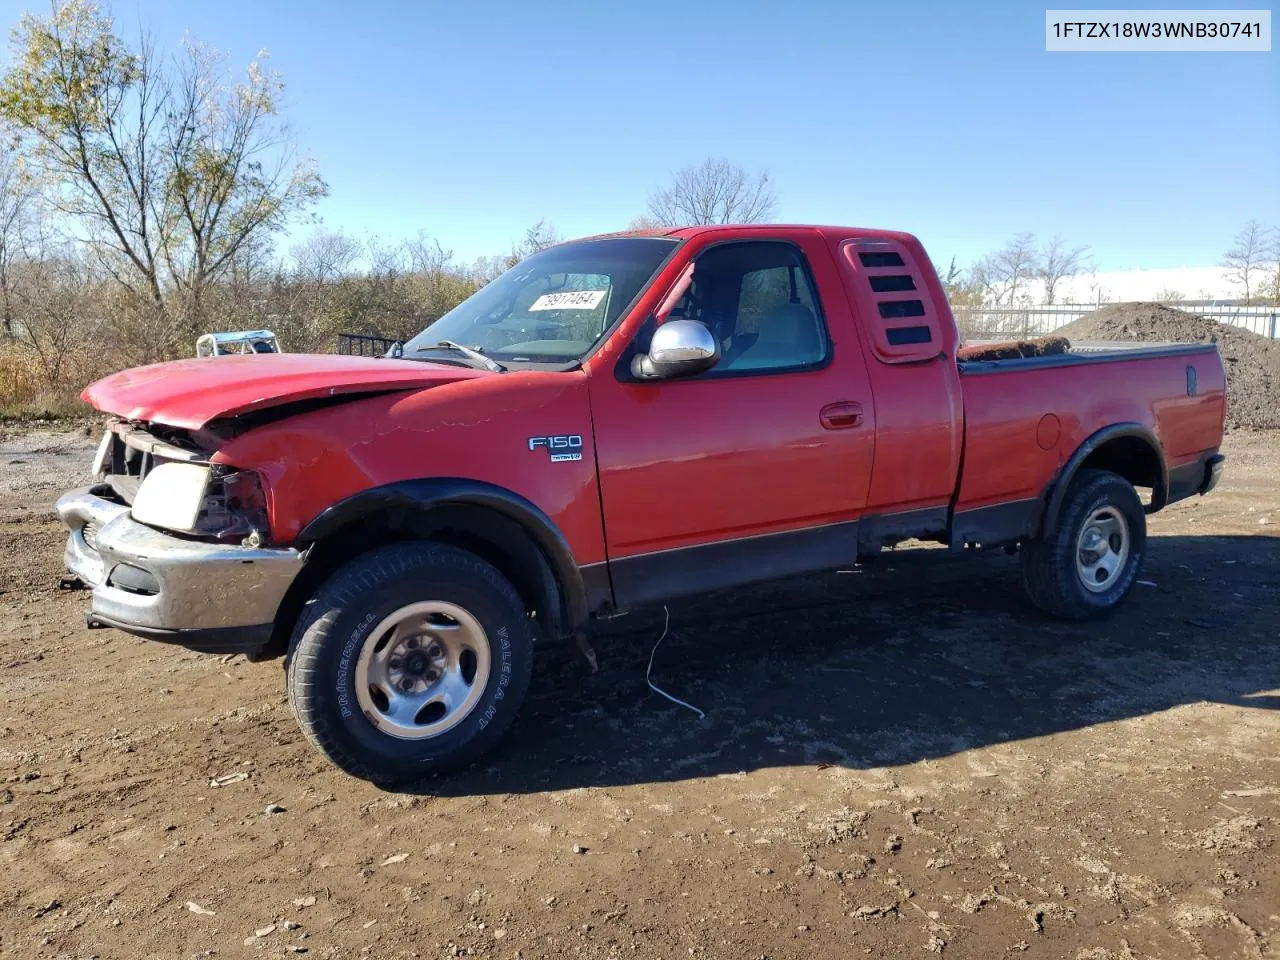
xmin=0 ymin=427 xmax=1277 ymax=960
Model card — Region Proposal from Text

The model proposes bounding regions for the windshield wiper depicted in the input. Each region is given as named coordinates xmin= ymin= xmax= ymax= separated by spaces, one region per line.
xmin=414 ymin=340 xmax=506 ymax=372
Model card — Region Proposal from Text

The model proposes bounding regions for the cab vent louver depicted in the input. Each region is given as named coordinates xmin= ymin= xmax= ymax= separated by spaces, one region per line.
xmin=886 ymin=326 xmax=932 ymax=346
xmin=877 ymin=300 xmax=927 ymax=319
xmin=858 ymin=251 xmax=905 ymax=268
xmin=843 ymin=240 xmax=940 ymax=361
xmin=868 ymin=275 xmax=917 ymax=293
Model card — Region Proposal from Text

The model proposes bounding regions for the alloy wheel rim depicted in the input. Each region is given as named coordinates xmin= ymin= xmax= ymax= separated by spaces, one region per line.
xmin=1075 ymin=506 xmax=1130 ymax=593
xmin=354 ymin=601 xmax=491 ymax=740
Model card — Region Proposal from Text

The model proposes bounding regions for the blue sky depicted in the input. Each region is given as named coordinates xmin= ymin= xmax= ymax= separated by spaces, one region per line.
xmin=2 ymin=0 xmax=1276 ymax=270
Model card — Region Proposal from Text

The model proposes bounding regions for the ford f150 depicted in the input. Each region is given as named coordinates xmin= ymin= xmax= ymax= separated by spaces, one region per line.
xmin=56 ymin=225 xmax=1227 ymax=783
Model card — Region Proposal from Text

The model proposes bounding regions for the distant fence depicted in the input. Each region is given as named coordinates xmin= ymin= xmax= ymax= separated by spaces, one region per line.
xmin=952 ymin=302 xmax=1280 ymax=341
xmin=337 ymin=332 xmax=403 ymax=357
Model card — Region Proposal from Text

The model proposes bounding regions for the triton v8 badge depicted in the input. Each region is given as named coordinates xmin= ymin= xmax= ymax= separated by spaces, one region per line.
xmin=528 ymin=435 xmax=583 ymax=462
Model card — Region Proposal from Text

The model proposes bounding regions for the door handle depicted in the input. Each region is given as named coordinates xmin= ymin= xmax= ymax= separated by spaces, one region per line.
xmin=820 ymin=401 xmax=863 ymax=430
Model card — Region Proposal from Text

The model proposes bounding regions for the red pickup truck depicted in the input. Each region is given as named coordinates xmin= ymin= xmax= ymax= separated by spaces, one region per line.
xmin=56 ymin=225 xmax=1226 ymax=783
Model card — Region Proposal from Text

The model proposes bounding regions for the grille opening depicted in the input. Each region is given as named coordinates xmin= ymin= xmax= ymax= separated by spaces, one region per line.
xmin=869 ymin=275 xmax=916 ymax=293
xmin=886 ymin=325 xmax=933 ymax=346
xmin=102 ymin=425 xmax=212 ymax=505
xmin=859 ymin=251 xmax=905 ymax=268
xmin=878 ymin=300 xmax=926 ymax=319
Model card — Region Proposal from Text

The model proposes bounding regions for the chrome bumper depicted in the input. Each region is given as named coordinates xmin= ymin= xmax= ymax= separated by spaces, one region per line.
xmin=56 ymin=486 xmax=304 ymax=654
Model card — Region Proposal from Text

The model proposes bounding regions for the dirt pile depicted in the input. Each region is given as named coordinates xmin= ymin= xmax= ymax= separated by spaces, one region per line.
xmin=1057 ymin=302 xmax=1280 ymax=430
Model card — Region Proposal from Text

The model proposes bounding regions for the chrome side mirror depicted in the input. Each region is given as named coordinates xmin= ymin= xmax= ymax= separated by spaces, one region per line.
xmin=631 ymin=319 xmax=720 ymax=380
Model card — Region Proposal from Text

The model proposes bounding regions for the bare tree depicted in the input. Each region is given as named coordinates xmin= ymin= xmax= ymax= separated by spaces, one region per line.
xmin=504 ymin=219 xmax=561 ymax=267
xmin=1154 ymin=287 xmax=1184 ymax=303
xmin=1261 ymin=226 xmax=1280 ymax=304
xmin=291 ymin=230 xmax=362 ymax=286
xmin=12 ymin=232 xmax=99 ymax=385
xmin=0 ymin=148 xmax=35 ymax=337
xmin=405 ymin=233 xmax=477 ymax=324
xmin=284 ymin=229 xmax=361 ymax=345
xmin=1223 ymin=220 xmax=1271 ymax=301
xmin=626 ymin=214 xmax=663 ymax=231
xmin=966 ymin=257 xmax=995 ymax=302
xmin=647 ymin=158 xmax=777 ymax=226
xmin=974 ymin=233 xmax=1040 ymax=305
xmin=0 ymin=0 xmax=325 ymax=343
xmin=1037 ymin=236 xmax=1090 ymax=305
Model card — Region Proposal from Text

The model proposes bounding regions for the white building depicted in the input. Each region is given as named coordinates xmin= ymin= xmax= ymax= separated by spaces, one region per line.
xmin=1031 ymin=265 xmax=1247 ymax=304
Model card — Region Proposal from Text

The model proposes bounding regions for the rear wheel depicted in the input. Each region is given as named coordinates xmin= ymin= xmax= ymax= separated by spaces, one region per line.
xmin=1020 ymin=468 xmax=1146 ymax=620
xmin=285 ymin=542 xmax=534 ymax=784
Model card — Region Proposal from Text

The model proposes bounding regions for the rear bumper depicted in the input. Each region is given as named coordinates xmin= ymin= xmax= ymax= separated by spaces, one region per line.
xmin=1200 ymin=453 xmax=1226 ymax=495
xmin=1166 ymin=452 xmax=1226 ymax=505
xmin=57 ymin=486 xmax=303 ymax=655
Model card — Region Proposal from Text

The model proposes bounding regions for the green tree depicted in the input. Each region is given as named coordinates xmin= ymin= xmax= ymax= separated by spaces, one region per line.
xmin=0 ymin=0 xmax=325 ymax=354
xmin=938 ymin=256 xmax=984 ymax=307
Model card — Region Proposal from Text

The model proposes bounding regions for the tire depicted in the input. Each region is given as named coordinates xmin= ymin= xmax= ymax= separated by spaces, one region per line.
xmin=285 ymin=542 xmax=534 ymax=784
xmin=1020 ymin=468 xmax=1146 ymax=620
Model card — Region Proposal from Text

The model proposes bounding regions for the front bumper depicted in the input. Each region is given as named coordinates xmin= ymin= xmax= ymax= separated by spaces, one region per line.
xmin=56 ymin=486 xmax=304 ymax=655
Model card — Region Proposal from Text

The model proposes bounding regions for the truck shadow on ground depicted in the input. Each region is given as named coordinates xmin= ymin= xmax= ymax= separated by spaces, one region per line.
xmin=410 ymin=534 xmax=1280 ymax=797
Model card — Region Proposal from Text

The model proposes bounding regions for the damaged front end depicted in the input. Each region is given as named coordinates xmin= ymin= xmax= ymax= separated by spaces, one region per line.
xmin=56 ymin=419 xmax=303 ymax=655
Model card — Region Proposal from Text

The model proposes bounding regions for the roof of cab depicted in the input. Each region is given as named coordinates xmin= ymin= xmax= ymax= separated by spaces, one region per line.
xmin=558 ymin=224 xmax=921 ymax=246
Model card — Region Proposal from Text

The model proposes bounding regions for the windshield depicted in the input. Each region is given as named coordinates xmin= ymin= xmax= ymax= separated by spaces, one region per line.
xmin=403 ymin=237 xmax=678 ymax=364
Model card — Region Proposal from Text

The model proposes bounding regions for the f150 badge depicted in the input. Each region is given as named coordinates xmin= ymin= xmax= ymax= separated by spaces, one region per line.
xmin=528 ymin=435 xmax=583 ymax=462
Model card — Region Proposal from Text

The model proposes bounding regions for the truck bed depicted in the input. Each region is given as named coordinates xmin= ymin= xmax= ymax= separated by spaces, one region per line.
xmin=952 ymin=340 xmax=1225 ymax=542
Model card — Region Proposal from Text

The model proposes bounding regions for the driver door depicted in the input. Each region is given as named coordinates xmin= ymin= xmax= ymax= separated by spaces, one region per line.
xmin=589 ymin=237 xmax=875 ymax=608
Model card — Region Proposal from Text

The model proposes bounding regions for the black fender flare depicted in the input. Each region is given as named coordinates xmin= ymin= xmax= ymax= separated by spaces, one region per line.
xmin=1040 ymin=423 xmax=1168 ymax=538
xmin=297 ymin=478 xmax=589 ymax=634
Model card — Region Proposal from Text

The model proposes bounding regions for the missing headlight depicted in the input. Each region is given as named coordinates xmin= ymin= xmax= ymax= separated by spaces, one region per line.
xmin=193 ymin=468 xmax=270 ymax=542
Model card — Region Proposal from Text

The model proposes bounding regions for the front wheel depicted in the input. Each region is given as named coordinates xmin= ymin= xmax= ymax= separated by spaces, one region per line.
xmin=286 ymin=542 xmax=534 ymax=784
xmin=1020 ymin=468 xmax=1147 ymax=620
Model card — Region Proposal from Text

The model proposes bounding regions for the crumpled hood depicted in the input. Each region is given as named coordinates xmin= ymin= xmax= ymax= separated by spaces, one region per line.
xmin=83 ymin=354 xmax=489 ymax=429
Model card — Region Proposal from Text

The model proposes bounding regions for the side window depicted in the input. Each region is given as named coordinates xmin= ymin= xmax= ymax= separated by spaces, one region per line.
xmin=672 ymin=242 xmax=827 ymax=374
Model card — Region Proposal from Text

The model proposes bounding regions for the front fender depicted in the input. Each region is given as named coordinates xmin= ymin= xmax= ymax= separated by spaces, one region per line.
xmin=298 ymin=478 xmax=592 ymax=632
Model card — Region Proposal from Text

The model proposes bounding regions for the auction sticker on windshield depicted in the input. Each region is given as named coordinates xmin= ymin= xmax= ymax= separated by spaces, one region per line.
xmin=528 ymin=290 xmax=607 ymax=311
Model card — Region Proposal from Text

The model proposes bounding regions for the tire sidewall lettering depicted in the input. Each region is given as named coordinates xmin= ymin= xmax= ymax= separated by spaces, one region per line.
xmin=337 ymin=610 xmax=378 ymax=719
xmin=478 ymin=626 xmax=514 ymax=727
